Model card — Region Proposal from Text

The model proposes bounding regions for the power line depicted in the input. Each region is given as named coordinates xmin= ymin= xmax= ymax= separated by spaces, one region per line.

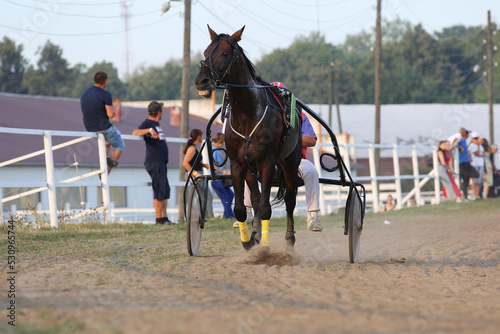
xmin=4 ymin=0 xmax=158 ymax=18
xmin=0 ymin=15 xmax=173 ymax=37
xmin=13 ymin=0 xmax=123 ymax=6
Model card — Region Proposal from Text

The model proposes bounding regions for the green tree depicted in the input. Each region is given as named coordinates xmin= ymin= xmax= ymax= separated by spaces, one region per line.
xmin=69 ymin=61 xmax=126 ymax=99
xmin=0 ymin=37 xmax=28 ymax=93
xmin=22 ymin=40 xmax=70 ymax=96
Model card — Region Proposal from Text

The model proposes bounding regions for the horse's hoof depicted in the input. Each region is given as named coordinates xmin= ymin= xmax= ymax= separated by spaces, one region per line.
xmin=285 ymin=231 xmax=295 ymax=248
xmin=260 ymin=245 xmax=271 ymax=253
xmin=242 ymin=237 xmax=257 ymax=251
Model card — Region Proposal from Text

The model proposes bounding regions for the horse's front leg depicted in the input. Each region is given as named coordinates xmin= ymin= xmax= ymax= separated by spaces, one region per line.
xmin=232 ymin=162 xmax=256 ymax=250
xmin=258 ymin=164 xmax=275 ymax=248
xmin=245 ymin=172 xmax=261 ymax=241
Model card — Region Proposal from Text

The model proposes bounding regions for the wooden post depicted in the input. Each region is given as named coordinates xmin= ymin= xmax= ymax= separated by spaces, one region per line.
xmin=374 ymin=0 xmax=382 ymax=176
xmin=178 ymin=0 xmax=191 ymax=223
xmin=487 ymin=10 xmax=494 ymax=144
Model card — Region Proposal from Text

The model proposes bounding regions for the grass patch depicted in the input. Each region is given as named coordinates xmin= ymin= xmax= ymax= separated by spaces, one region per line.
xmin=3 ymin=199 xmax=499 ymax=263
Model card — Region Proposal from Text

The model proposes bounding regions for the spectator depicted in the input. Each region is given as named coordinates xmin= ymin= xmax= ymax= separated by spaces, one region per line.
xmin=469 ymin=132 xmax=485 ymax=200
xmin=447 ymin=128 xmax=468 ymax=149
xmin=456 ymin=128 xmax=478 ymax=199
xmin=491 ymin=144 xmax=499 ymax=173
xmin=182 ymin=129 xmax=214 ymax=219
xmin=381 ymin=194 xmax=396 ymax=212
xmin=437 ymin=141 xmax=459 ymax=201
xmin=438 ymin=140 xmax=464 ymax=202
xmin=490 ymin=144 xmax=500 ymax=197
xmin=211 ymin=133 xmax=235 ymax=220
xmin=80 ymin=71 xmax=125 ymax=174
xmin=407 ymin=197 xmax=417 ymax=207
xmin=132 ymin=101 xmax=174 ymax=225
xmin=482 ymin=139 xmax=493 ymax=199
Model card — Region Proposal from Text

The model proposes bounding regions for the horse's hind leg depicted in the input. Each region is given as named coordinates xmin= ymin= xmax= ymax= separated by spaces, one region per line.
xmin=280 ymin=161 xmax=299 ymax=249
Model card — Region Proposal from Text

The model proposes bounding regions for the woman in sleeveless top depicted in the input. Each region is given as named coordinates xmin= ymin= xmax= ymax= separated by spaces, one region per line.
xmin=182 ymin=129 xmax=214 ymax=218
xmin=438 ymin=141 xmax=462 ymax=201
xmin=443 ymin=140 xmax=463 ymax=200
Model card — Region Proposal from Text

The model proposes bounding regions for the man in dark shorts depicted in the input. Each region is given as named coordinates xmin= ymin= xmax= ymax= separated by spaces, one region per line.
xmin=80 ymin=71 xmax=125 ymax=174
xmin=133 ymin=101 xmax=174 ymax=225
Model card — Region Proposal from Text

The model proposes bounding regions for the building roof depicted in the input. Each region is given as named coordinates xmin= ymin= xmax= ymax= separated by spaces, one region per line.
xmin=0 ymin=92 xmax=222 ymax=167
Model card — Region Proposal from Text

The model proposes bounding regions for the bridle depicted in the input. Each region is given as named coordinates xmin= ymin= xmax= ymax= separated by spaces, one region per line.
xmin=199 ymin=36 xmax=272 ymax=90
xmin=199 ymin=36 xmax=295 ymax=176
xmin=199 ymin=36 xmax=240 ymax=90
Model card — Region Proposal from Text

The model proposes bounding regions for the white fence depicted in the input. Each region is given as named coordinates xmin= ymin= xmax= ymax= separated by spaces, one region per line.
xmin=1 ymin=127 xmax=451 ymax=227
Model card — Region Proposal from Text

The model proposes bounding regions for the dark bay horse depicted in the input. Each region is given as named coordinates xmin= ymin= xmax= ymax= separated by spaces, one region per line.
xmin=194 ymin=26 xmax=302 ymax=250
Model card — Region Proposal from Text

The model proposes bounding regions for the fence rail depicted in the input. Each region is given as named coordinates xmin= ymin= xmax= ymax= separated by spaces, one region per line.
xmin=2 ymin=126 xmax=451 ymax=226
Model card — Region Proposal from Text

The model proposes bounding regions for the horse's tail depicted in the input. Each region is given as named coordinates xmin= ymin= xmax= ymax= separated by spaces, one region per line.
xmin=271 ymin=165 xmax=287 ymax=207
xmin=271 ymin=165 xmax=301 ymax=207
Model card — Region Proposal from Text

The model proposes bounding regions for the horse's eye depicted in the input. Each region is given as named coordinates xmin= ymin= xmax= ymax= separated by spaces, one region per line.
xmin=223 ymin=51 xmax=229 ymax=56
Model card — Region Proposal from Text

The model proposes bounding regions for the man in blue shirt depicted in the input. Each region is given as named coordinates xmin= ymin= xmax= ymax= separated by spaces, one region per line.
xmin=80 ymin=72 xmax=125 ymax=174
xmin=132 ymin=101 xmax=174 ymax=225
xmin=456 ymin=127 xmax=479 ymax=199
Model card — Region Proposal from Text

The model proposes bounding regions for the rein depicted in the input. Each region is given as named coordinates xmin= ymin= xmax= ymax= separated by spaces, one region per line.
xmin=201 ymin=36 xmax=289 ymax=176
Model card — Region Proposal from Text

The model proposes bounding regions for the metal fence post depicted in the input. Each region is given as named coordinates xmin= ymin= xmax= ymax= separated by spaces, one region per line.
xmin=412 ymin=145 xmax=421 ymax=205
xmin=392 ymin=144 xmax=402 ymax=209
xmin=432 ymin=146 xmax=441 ymax=204
xmin=43 ymin=131 xmax=58 ymax=227
xmin=368 ymin=144 xmax=379 ymax=212
xmin=97 ymin=133 xmax=112 ymax=223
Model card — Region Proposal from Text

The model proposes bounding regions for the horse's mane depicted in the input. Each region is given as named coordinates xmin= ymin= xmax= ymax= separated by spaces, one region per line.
xmin=214 ymin=33 xmax=257 ymax=79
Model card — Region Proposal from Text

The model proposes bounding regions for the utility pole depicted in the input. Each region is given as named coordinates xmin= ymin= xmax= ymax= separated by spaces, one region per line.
xmin=487 ymin=10 xmax=494 ymax=144
xmin=178 ymin=0 xmax=191 ymax=222
xmin=328 ymin=59 xmax=333 ymax=128
xmin=374 ymin=0 xmax=382 ymax=175
xmin=333 ymin=61 xmax=342 ymax=134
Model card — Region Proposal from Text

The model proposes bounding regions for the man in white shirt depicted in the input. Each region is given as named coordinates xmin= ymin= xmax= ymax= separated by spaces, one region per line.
xmin=468 ymin=132 xmax=485 ymax=200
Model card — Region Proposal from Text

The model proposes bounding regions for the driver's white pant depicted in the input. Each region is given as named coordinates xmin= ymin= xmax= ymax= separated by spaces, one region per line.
xmin=243 ymin=159 xmax=320 ymax=213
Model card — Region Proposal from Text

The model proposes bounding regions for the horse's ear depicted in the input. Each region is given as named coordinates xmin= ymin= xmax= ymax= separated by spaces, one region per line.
xmin=230 ymin=25 xmax=245 ymax=42
xmin=207 ymin=25 xmax=217 ymax=41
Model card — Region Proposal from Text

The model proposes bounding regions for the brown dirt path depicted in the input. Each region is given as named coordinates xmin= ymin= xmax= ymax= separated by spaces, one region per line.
xmin=9 ymin=208 xmax=500 ymax=334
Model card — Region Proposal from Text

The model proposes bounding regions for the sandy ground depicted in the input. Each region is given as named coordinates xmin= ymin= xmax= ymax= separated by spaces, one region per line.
xmin=11 ymin=211 xmax=500 ymax=334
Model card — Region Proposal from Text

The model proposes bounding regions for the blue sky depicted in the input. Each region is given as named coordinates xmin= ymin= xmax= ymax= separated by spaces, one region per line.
xmin=1 ymin=0 xmax=499 ymax=78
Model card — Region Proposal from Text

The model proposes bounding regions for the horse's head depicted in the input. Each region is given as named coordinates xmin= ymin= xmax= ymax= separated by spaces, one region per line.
xmin=194 ymin=25 xmax=246 ymax=98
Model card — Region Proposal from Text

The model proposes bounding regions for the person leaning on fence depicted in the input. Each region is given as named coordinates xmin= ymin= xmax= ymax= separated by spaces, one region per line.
xmin=211 ymin=133 xmax=236 ymax=220
xmin=132 ymin=101 xmax=174 ymax=225
xmin=80 ymin=71 xmax=125 ymax=174
xmin=182 ymin=129 xmax=214 ymax=219
xmin=469 ymin=132 xmax=485 ymax=200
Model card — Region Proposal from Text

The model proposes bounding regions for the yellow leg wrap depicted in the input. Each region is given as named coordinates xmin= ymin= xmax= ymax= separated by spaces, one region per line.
xmin=261 ymin=220 xmax=269 ymax=247
xmin=238 ymin=221 xmax=251 ymax=243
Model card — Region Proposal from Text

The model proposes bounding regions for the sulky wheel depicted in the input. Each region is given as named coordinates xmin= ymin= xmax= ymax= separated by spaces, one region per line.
xmin=186 ymin=185 xmax=203 ymax=256
xmin=345 ymin=188 xmax=363 ymax=263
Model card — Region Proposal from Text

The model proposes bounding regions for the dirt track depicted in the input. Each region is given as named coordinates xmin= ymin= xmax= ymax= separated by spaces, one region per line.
xmin=11 ymin=206 xmax=500 ymax=334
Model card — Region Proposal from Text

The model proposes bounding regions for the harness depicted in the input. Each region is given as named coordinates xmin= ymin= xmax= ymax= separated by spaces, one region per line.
xmin=200 ymin=36 xmax=295 ymax=176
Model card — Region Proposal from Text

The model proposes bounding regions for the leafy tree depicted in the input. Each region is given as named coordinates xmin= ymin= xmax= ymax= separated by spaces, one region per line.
xmin=0 ymin=37 xmax=28 ymax=93
xmin=22 ymin=40 xmax=70 ymax=96
xmin=71 ymin=61 xmax=126 ymax=99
